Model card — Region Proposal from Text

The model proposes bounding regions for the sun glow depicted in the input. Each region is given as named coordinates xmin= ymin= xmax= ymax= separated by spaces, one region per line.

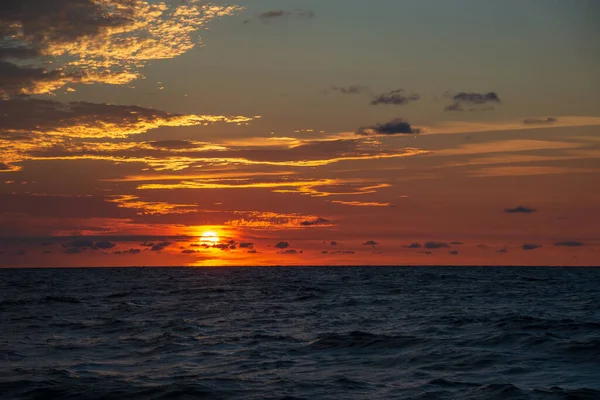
xmin=199 ymin=230 xmax=220 ymax=245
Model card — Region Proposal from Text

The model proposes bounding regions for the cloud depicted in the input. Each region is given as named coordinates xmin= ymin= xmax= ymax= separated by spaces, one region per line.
xmin=239 ymin=242 xmax=254 ymax=249
xmin=357 ymin=118 xmax=420 ymax=136
xmin=329 ymin=85 xmax=370 ymax=95
xmin=226 ymin=211 xmax=334 ymax=229
xmin=275 ymin=241 xmax=290 ymax=249
xmin=449 ymin=250 xmax=459 ymax=255
xmin=151 ymin=241 xmax=171 ymax=251
xmin=504 ymin=206 xmax=536 ymax=214
xmin=405 ymin=242 xmax=422 ymax=249
xmin=363 ymin=240 xmax=378 ymax=246
xmin=107 ymin=195 xmax=197 ymax=216
xmin=0 ymin=0 xmax=243 ymax=97
xmin=0 ymin=98 xmax=253 ymax=139
xmin=370 ymin=89 xmax=420 ymax=106
xmin=249 ymin=9 xmax=314 ymax=23
xmin=470 ymin=166 xmax=597 ymax=178
xmin=424 ymin=241 xmax=449 ymax=249
xmin=64 ymin=239 xmax=94 ymax=248
xmin=522 ymin=244 xmax=541 ymax=251
xmin=113 ymin=248 xmax=141 ymax=255
xmin=299 ymin=217 xmax=330 ymax=226
xmin=95 ymin=241 xmax=116 ymax=249
xmin=554 ymin=241 xmax=584 ymax=247
xmin=524 ymin=117 xmax=557 ymax=125
xmin=330 ymin=241 xmax=338 ymax=246
xmin=281 ymin=249 xmax=301 ymax=254
xmin=17 ymin=136 xmax=424 ymax=173
xmin=0 ymin=162 xmax=20 ymax=172
xmin=445 ymin=91 xmax=501 ymax=112
xmin=149 ymin=140 xmax=200 ymax=150
xmin=331 ymin=200 xmax=392 ymax=207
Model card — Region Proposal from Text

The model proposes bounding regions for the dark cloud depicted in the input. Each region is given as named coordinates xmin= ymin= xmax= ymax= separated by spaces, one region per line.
xmin=329 ymin=85 xmax=370 ymax=95
xmin=363 ymin=240 xmax=378 ymax=246
xmin=151 ymin=241 xmax=171 ymax=251
xmin=357 ymin=118 xmax=420 ymax=136
xmin=524 ymin=117 xmax=557 ymax=125
xmin=247 ymin=9 xmax=314 ymax=24
xmin=522 ymin=244 xmax=541 ymax=251
xmin=554 ymin=241 xmax=584 ymax=247
xmin=239 ymin=242 xmax=254 ymax=249
xmin=95 ymin=241 xmax=116 ymax=250
xmin=0 ymin=47 xmax=40 ymax=61
xmin=449 ymin=250 xmax=459 ymax=255
xmin=65 ymin=247 xmax=82 ymax=254
xmin=65 ymin=239 xmax=94 ymax=248
xmin=275 ymin=241 xmax=290 ymax=249
xmin=504 ymin=206 xmax=536 ymax=214
xmin=370 ymin=89 xmax=420 ymax=106
xmin=113 ymin=248 xmax=141 ymax=255
xmin=281 ymin=249 xmax=302 ymax=254
xmin=324 ymin=250 xmax=355 ymax=255
xmin=0 ymin=61 xmax=73 ymax=98
xmin=0 ymin=0 xmax=129 ymax=97
xmin=330 ymin=241 xmax=338 ymax=246
xmin=450 ymin=241 xmax=463 ymax=245
xmin=299 ymin=217 xmax=330 ymax=226
xmin=0 ymin=0 xmax=236 ymax=97
xmin=496 ymin=247 xmax=508 ymax=253
xmin=181 ymin=249 xmax=197 ymax=254
xmin=405 ymin=242 xmax=422 ymax=249
xmin=424 ymin=241 xmax=449 ymax=249
xmin=445 ymin=91 xmax=501 ymax=112
xmin=0 ymin=0 xmax=131 ymax=45
xmin=248 ymin=249 xmax=258 ymax=254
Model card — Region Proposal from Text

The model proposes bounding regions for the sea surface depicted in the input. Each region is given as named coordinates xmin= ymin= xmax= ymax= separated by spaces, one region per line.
xmin=1 ymin=267 xmax=599 ymax=399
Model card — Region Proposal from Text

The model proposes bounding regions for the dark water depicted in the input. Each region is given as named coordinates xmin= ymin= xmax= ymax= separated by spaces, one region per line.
xmin=1 ymin=267 xmax=599 ymax=400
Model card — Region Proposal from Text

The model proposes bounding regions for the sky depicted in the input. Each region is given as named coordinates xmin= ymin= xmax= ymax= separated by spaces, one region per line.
xmin=1 ymin=0 xmax=599 ymax=267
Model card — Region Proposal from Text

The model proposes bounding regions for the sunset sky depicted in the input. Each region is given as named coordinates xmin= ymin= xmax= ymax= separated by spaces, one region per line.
xmin=1 ymin=0 xmax=599 ymax=266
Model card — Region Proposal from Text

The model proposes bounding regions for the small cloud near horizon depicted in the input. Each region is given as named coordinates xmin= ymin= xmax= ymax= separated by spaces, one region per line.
xmin=505 ymin=206 xmax=536 ymax=214
xmin=357 ymin=118 xmax=420 ymax=136
xmin=522 ymin=244 xmax=541 ymax=250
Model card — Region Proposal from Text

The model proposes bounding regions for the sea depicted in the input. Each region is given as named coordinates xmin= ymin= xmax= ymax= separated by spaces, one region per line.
xmin=1 ymin=267 xmax=599 ymax=400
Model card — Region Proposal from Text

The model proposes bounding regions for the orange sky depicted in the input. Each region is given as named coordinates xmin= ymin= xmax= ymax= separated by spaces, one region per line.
xmin=1 ymin=1 xmax=599 ymax=266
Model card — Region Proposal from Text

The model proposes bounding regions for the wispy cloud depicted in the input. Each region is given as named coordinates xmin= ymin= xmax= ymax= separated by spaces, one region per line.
xmin=328 ymin=85 xmax=371 ymax=95
xmin=524 ymin=117 xmax=558 ymax=125
xmin=370 ymin=89 xmax=420 ymax=106
xmin=469 ymin=166 xmax=598 ymax=178
xmin=107 ymin=195 xmax=197 ymax=216
xmin=245 ymin=9 xmax=314 ymax=24
xmin=331 ymin=201 xmax=392 ymax=207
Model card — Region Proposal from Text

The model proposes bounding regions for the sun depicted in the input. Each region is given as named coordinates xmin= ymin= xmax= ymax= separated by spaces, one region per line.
xmin=199 ymin=230 xmax=220 ymax=246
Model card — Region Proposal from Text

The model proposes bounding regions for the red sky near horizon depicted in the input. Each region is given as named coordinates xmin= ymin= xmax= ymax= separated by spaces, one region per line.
xmin=1 ymin=0 xmax=599 ymax=267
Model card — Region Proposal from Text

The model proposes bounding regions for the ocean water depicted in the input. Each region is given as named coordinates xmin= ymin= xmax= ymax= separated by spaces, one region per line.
xmin=1 ymin=267 xmax=599 ymax=400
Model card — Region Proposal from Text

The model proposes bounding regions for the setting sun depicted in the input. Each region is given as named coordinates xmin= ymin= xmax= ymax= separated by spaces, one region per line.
xmin=199 ymin=231 xmax=220 ymax=246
